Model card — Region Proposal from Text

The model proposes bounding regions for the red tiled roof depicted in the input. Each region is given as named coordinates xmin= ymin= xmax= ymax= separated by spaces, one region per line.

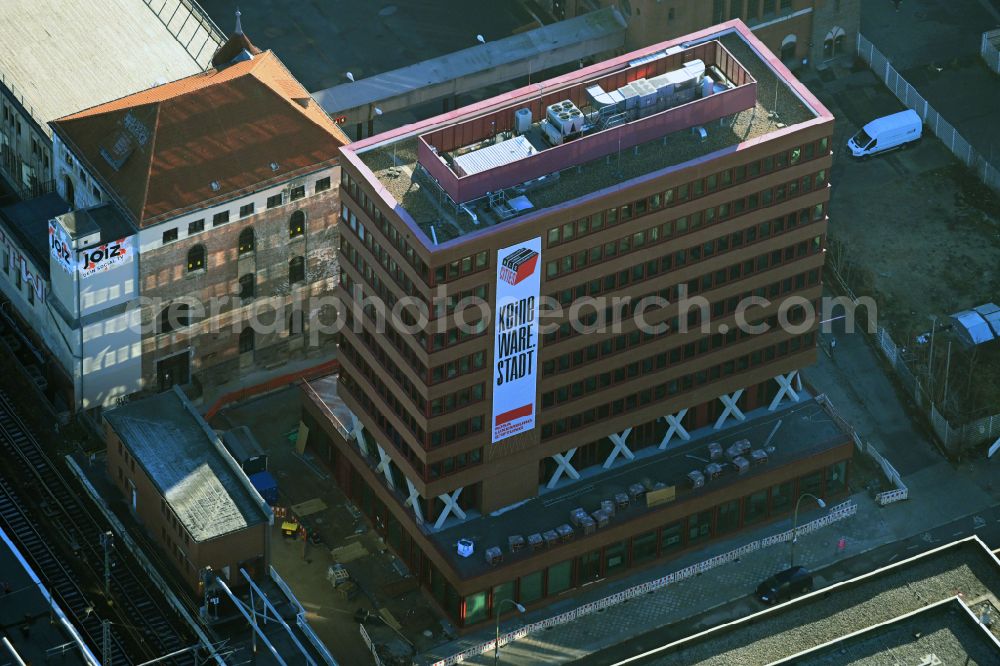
xmin=52 ymin=50 xmax=349 ymax=228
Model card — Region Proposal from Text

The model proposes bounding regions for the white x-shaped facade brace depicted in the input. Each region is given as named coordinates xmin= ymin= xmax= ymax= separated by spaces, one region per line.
xmin=603 ymin=427 xmax=635 ymax=469
xmin=434 ymin=488 xmax=466 ymax=529
xmin=405 ymin=478 xmax=424 ymax=524
xmin=714 ymin=389 xmax=746 ymax=430
xmin=547 ymin=448 xmax=580 ymax=489
xmin=375 ymin=444 xmax=395 ymax=490
xmin=768 ymin=370 xmax=802 ymax=411
xmin=658 ymin=408 xmax=691 ymax=450
xmin=348 ymin=413 xmax=370 ymax=458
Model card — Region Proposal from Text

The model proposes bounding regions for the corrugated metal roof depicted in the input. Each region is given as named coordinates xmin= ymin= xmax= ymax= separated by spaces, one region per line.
xmin=951 ymin=306 xmax=998 ymax=345
xmin=105 ymin=388 xmax=268 ymax=542
xmin=453 ymin=135 xmax=536 ymax=177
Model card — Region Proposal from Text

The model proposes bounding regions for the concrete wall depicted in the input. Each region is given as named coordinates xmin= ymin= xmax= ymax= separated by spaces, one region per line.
xmin=52 ymin=135 xmax=106 ymax=211
xmin=0 ymin=222 xmax=47 ymax=331
xmin=0 ymin=86 xmax=51 ymax=198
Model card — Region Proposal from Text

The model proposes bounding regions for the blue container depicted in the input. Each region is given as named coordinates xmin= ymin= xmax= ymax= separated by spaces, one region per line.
xmin=249 ymin=471 xmax=279 ymax=505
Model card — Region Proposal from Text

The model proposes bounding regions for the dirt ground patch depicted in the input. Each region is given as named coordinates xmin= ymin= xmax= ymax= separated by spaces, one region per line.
xmin=829 ymin=152 xmax=1000 ymax=420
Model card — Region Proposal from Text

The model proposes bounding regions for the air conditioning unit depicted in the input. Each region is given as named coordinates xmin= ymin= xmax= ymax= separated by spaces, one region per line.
xmin=514 ymin=108 xmax=532 ymax=135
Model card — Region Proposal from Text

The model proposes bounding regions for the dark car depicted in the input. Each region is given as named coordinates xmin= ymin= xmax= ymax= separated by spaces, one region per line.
xmin=756 ymin=566 xmax=813 ymax=604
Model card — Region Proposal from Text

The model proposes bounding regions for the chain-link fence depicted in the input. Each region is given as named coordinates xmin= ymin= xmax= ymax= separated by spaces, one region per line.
xmin=858 ymin=33 xmax=1000 ymax=192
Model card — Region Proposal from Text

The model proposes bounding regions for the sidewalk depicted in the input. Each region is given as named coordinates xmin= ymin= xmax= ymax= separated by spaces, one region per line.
xmin=420 ymin=494 xmax=881 ymax=665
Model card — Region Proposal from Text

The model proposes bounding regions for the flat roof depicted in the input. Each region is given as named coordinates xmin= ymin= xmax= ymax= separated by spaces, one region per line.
xmin=776 ymin=597 xmax=1000 ymax=665
xmin=634 ymin=537 xmax=1000 ymax=665
xmin=104 ymin=387 xmax=269 ymax=542
xmin=0 ymin=0 xmax=216 ymax=137
xmin=433 ymin=397 xmax=847 ymax=579
xmin=302 ymin=379 xmax=852 ymax=581
xmin=311 ymin=6 xmax=627 ymax=118
xmin=0 ymin=191 xmax=72 ymax=275
xmin=344 ymin=21 xmax=831 ymax=248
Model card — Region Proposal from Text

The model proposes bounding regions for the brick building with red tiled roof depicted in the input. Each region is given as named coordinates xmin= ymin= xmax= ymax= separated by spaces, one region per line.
xmin=36 ymin=28 xmax=349 ymax=410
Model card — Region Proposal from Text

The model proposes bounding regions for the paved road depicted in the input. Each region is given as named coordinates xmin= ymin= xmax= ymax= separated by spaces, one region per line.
xmin=576 ymin=502 xmax=1000 ymax=665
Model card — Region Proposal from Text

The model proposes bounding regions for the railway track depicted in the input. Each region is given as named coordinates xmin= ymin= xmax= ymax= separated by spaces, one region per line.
xmin=0 ymin=390 xmax=194 ymax=665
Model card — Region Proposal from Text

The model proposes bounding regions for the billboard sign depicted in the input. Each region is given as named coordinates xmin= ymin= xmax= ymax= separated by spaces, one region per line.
xmin=492 ymin=237 xmax=541 ymax=443
xmin=78 ymin=236 xmax=133 ymax=278
xmin=48 ymin=220 xmax=74 ymax=274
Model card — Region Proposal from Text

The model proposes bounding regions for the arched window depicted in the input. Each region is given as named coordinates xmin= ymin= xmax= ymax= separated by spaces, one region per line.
xmin=288 ymin=309 xmax=305 ymax=335
xmin=289 ymin=210 xmax=305 ymax=238
xmin=239 ymin=274 xmax=255 ymax=300
xmin=824 ymin=27 xmax=846 ymax=59
xmin=780 ymin=34 xmax=797 ymax=63
xmin=187 ymin=245 xmax=206 ymax=272
xmin=159 ymin=302 xmax=191 ymax=334
xmin=289 ymin=256 xmax=305 ymax=284
xmin=63 ymin=175 xmax=75 ymax=208
xmin=238 ymin=227 xmax=255 ymax=254
xmin=239 ymin=327 xmax=254 ymax=354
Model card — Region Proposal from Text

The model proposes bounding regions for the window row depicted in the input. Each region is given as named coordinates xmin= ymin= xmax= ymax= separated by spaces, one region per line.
xmin=341 ymin=173 xmax=431 ymax=279
xmin=542 ymin=283 xmax=818 ymax=380
xmin=541 ymin=302 xmax=815 ymax=408
xmin=539 ymin=331 xmax=815 ymax=441
xmin=456 ymin=459 xmax=848 ymax=626
xmin=546 ymin=140 xmax=829 ymax=248
xmin=545 ymin=174 xmax=826 ymax=281
xmin=543 ymin=234 xmax=824 ymax=347
xmin=161 ymin=177 xmax=325 ymax=245
xmin=186 ymin=245 xmax=306 ymax=283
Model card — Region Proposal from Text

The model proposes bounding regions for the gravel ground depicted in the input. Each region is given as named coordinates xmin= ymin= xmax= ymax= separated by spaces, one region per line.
xmin=355 ymin=31 xmax=818 ymax=245
xmin=797 ymin=599 xmax=1000 ymax=665
xmin=646 ymin=543 xmax=1000 ymax=665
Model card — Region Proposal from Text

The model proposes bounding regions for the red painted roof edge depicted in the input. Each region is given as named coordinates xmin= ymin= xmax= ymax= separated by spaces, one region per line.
xmin=344 ymin=19 xmax=831 ymax=156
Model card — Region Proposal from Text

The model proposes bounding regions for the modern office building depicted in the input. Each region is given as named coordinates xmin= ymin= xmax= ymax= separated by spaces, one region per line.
xmin=303 ymin=19 xmax=847 ymax=629
xmin=556 ymin=0 xmax=859 ymax=68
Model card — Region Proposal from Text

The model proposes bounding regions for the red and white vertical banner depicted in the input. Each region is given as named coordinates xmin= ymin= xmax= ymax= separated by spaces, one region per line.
xmin=492 ymin=237 xmax=541 ymax=443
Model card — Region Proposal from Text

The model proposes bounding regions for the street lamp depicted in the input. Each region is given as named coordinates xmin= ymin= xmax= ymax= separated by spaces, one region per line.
xmin=790 ymin=493 xmax=826 ymax=568
xmin=494 ymin=598 xmax=525 ymax=665
xmin=476 ymin=34 xmax=486 ymax=45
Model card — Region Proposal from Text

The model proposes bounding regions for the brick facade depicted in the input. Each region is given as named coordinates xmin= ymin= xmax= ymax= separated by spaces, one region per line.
xmin=140 ymin=171 xmax=341 ymax=395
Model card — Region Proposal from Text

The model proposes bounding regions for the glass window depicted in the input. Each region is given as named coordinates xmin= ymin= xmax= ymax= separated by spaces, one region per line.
xmin=577 ymin=550 xmax=601 ymax=584
xmin=464 ymin=591 xmax=488 ymax=625
xmin=547 ymin=560 xmax=573 ymax=596
xmin=519 ymin=571 xmax=544 ymax=604
xmin=712 ymin=500 xmax=739 ymax=536
xmin=800 ymin=471 xmax=823 ymax=498
xmin=604 ymin=541 xmax=627 ymax=576
xmin=162 ymin=228 xmax=178 ymax=244
xmin=688 ymin=510 xmax=713 ymax=544
xmin=745 ymin=489 xmax=769 ymax=525
xmin=493 ymin=581 xmax=515 ymax=614
xmin=632 ymin=531 xmax=657 ymax=565
xmin=290 ymin=185 xmax=306 ymax=201
xmin=827 ymin=461 xmax=847 ymax=495
xmin=660 ymin=521 xmax=683 ymax=554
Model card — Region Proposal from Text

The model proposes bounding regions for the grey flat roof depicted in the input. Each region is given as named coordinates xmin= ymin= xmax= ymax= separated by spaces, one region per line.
xmin=432 ymin=397 xmax=848 ymax=579
xmin=55 ymin=203 xmax=136 ymax=243
xmin=0 ymin=0 xmax=215 ymax=136
xmin=640 ymin=537 xmax=1000 ymax=665
xmin=0 ymin=191 xmax=72 ymax=276
xmin=777 ymin=597 xmax=1000 ymax=665
xmin=311 ymin=7 xmax=627 ymax=116
xmin=105 ymin=387 xmax=268 ymax=542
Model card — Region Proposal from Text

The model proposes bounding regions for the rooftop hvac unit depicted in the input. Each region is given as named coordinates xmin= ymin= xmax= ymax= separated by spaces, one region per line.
xmin=514 ymin=108 xmax=532 ymax=135
xmin=456 ymin=538 xmax=474 ymax=558
xmin=693 ymin=126 xmax=708 ymax=142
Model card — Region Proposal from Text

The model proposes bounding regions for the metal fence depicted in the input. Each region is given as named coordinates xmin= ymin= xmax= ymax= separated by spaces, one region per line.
xmin=858 ymin=33 xmax=1000 ymax=192
xmin=141 ymin=0 xmax=226 ymax=66
xmin=982 ymin=29 xmax=1000 ymax=74
xmin=430 ymin=501 xmax=858 ymax=666
xmin=826 ymin=260 xmax=1000 ymax=454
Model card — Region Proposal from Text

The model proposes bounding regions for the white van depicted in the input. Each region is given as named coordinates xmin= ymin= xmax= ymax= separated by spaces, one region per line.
xmin=847 ymin=109 xmax=922 ymax=158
